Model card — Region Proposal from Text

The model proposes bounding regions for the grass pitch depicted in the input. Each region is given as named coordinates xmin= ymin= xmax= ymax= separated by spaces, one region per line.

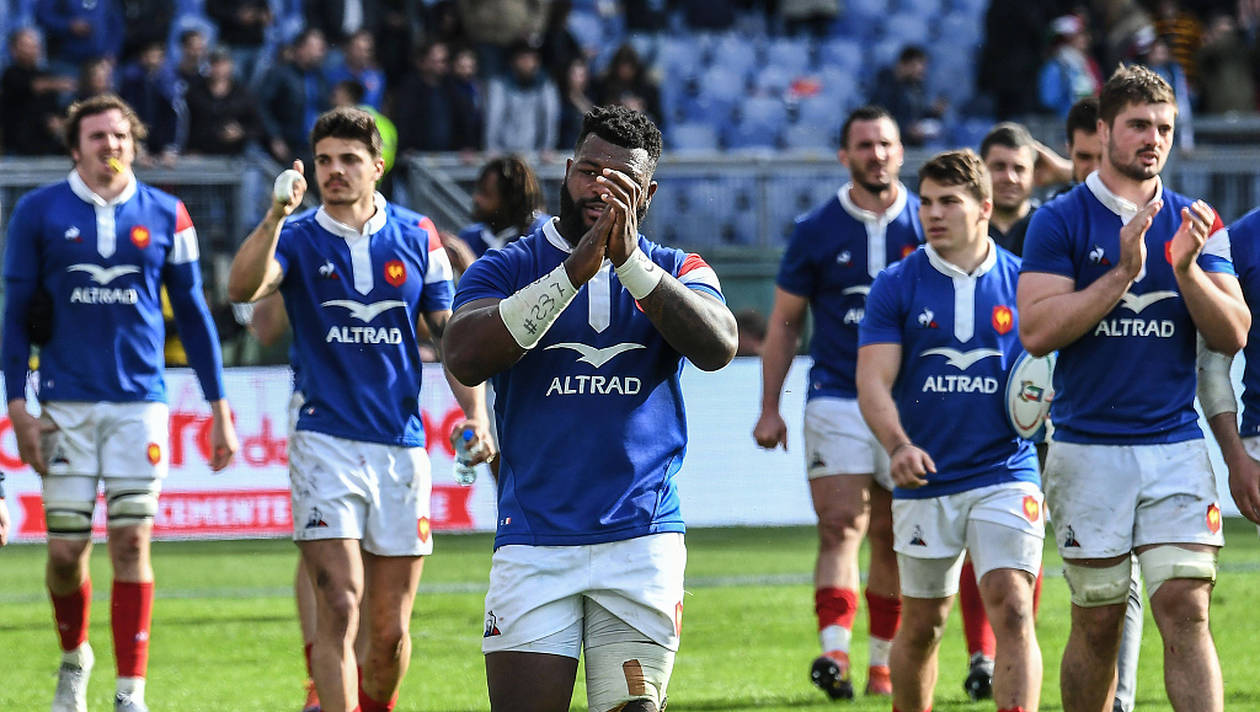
xmin=2 ymin=520 xmax=1259 ymax=711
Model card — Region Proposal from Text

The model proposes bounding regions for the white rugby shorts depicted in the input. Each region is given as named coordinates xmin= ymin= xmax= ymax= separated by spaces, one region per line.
xmin=289 ymin=430 xmax=433 ymax=557
xmin=1043 ymin=440 xmax=1225 ymax=560
xmin=40 ymin=401 xmax=170 ymax=480
xmin=803 ymin=397 xmax=893 ymax=490
xmin=893 ymin=481 xmax=1045 ymax=597
xmin=481 ymin=533 xmax=687 ymax=655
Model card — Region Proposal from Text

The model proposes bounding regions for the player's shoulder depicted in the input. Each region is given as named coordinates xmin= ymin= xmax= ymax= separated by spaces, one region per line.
xmin=384 ymin=202 xmax=441 ymax=244
xmin=133 ymin=180 xmax=179 ymax=206
xmin=993 ymin=243 xmax=1023 ymax=272
xmin=876 ymin=245 xmax=923 ymax=283
xmin=279 ymin=207 xmax=322 ymax=235
xmin=15 ymin=180 xmax=73 ymax=213
xmin=794 ymin=192 xmax=845 ymax=232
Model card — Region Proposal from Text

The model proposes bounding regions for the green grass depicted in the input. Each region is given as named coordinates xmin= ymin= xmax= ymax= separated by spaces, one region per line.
xmin=2 ymin=520 xmax=1259 ymax=711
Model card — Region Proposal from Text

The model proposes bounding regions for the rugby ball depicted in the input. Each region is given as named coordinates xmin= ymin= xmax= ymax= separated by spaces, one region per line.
xmin=1005 ymin=350 xmax=1056 ymax=441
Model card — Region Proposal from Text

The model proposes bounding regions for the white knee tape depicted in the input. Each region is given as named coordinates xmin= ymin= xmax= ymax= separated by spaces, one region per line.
xmin=584 ymin=639 xmax=674 ymax=712
xmin=43 ymin=500 xmax=94 ymax=539
xmin=1063 ymin=558 xmax=1132 ymax=607
xmin=1137 ymin=546 xmax=1218 ymax=597
xmin=106 ymin=489 xmax=158 ymax=527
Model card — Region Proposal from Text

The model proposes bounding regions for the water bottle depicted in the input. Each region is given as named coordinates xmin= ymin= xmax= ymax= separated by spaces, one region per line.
xmin=453 ymin=428 xmax=479 ymax=486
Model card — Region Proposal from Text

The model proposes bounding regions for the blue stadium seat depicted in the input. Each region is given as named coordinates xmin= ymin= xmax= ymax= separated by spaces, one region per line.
xmin=168 ymin=14 xmax=218 ymax=58
xmin=951 ymin=116 xmax=995 ymax=150
xmin=937 ymin=12 xmax=981 ymax=45
xmin=568 ymin=11 xmax=606 ymax=53
xmin=783 ymin=122 xmax=836 ymax=151
xmin=724 ymin=122 xmax=780 ymax=150
xmin=699 ymin=65 xmax=748 ymax=102
xmin=709 ymin=33 xmax=759 ymax=79
xmin=846 ymin=0 xmax=888 ymax=25
xmin=669 ymin=122 xmax=720 ymax=152
xmin=819 ymin=38 xmax=863 ymax=74
xmin=657 ymin=36 xmax=705 ymax=80
xmin=883 ymin=13 xmax=931 ymax=46
xmin=739 ymin=96 xmax=789 ymax=128
xmin=870 ymin=38 xmax=903 ymax=71
xmin=796 ymin=95 xmax=845 ymax=131
xmin=898 ymin=0 xmax=942 ymax=15
xmin=815 ymin=67 xmax=860 ymax=109
xmin=765 ymin=37 xmax=813 ymax=75
xmin=753 ymin=65 xmax=794 ymax=94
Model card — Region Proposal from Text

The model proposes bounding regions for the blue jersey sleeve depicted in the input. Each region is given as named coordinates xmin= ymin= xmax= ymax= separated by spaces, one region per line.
xmin=1199 ymin=213 xmax=1235 ymax=275
xmin=858 ymin=268 xmax=904 ymax=346
xmin=2 ymin=193 xmax=40 ymax=400
xmin=776 ymin=219 xmax=817 ymax=297
xmin=452 ymin=249 xmax=515 ymax=310
xmin=164 ymin=264 xmax=225 ymax=402
xmin=417 ymin=217 xmax=455 ymax=313
xmin=1020 ymin=205 xmax=1075 ymax=277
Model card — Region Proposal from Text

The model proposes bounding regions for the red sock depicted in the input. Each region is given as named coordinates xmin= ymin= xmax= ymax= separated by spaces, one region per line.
xmin=815 ymin=587 xmax=857 ymax=630
xmin=998 ymin=707 xmax=1026 ymax=712
xmin=864 ymin=588 xmax=901 ymax=640
xmin=358 ymin=687 xmax=397 ymax=712
xmin=303 ymin=642 xmax=314 ymax=677
xmin=111 ymin=581 xmax=153 ymax=678
xmin=959 ymin=560 xmax=996 ymax=658
xmin=50 ymin=579 xmax=92 ymax=651
xmin=1033 ymin=566 xmax=1043 ymax=616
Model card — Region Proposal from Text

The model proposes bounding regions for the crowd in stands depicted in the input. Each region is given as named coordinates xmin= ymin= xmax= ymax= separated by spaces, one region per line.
xmin=3 ymin=0 xmax=1260 ymax=164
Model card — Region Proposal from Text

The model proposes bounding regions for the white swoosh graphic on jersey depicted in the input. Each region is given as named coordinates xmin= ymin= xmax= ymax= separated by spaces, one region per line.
xmin=67 ymin=263 xmax=140 ymax=285
xmin=921 ymin=347 xmax=1002 ymax=370
xmin=842 ymin=286 xmax=870 ymax=296
xmin=320 ymin=299 xmax=407 ymax=323
xmin=1119 ymin=290 xmax=1179 ymax=314
xmin=545 ymin=342 xmax=646 ymax=368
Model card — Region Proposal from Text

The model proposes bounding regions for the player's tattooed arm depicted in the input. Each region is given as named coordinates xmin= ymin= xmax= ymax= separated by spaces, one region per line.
xmin=636 ymin=280 xmax=738 ymax=371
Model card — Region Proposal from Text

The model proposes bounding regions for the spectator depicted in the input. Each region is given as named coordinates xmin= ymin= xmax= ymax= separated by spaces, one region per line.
xmin=557 ymin=57 xmax=594 ymax=149
xmin=76 ymin=57 xmax=116 ymax=101
xmin=35 ymin=0 xmax=124 ymax=74
xmin=449 ymin=45 xmax=485 ymax=151
xmin=206 ymin=0 xmax=274 ymax=84
xmin=735 ymin=307 xmax=768 ymax=357
xmin=184 ymin=49 xmax=262 ymax=156
xmin=174 ymin=29 xmax=210 ymax=90
xmin=780 ymin=0 xmax=839 ymax=37
xmin=305 ymin=0 xmax=380 ymax=47
xmin=1097 ymin=0 xmax=1155 ymax=72
xmin=977 ymin=0 xmax=1049 ymax=119
xmin=375 ymin=0 xmax=423 ymax=86
xmin=624 ymin=0 xmax=670 ymax=33
xmin=327 ymin=29 xmax=386 ymax=109
xmin=119 ymin=0 xmax=173 ymax=64
xmin=1 ymin=28 xmax=75 ymax=155
xmin=456 ymin=0 xmax=548 ymax=76
xmin=594 ymin=43 xmax=662 ymax=127
xmin=484 ymin=41 xmax=559 ymax=153
xmin=393 ymin=41 xmax=461 ymax=153
xmin=540 ymin=0 xmax=583 ymax=85
xmin=1141 ymin=34 xmax=1194 ymax=151
xmin=683 ymin=0 xmax=737 ymax=30
xmin=1196 ymin=12 xmax=1255 ymax=114
xmin=330 ymin=79 xmax=398 ymax=174
xmin=868 ymin=46 xmax=945 ymax=146
xmin=118 ymin=41 xmax=183 ymax=161
xmin=1038 ymin=15 xmax=1103 ymax=118
xmin=256 ymin=29 xmax=330 ymax=164
xmin=1152 ymin=0 xmax=1203 ymax=89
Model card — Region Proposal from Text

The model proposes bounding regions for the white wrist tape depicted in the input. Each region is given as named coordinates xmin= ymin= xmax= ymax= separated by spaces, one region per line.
xmin=498 ymin=262 xmax=578 ymax=349
xmin=1196 ymin=334 xmax=1236 ymax=419
xmin=615 ymin=248 xmax=663 ymax=299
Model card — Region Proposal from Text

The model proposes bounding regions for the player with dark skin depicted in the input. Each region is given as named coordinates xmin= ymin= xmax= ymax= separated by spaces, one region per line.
xmin=444 ymin=130 xmax=737 ymax=711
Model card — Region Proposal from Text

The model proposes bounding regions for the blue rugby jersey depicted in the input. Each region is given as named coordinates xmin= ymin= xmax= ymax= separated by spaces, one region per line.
xmin=1021 ymin=174 xmax=1234 ymax=444
xmin=860 ymin=242 xmax=1038 ymax=499
xmin=274 ymin=193 xmax=453 ymax=447
xmin=1224 ymin=208 xmax=1260 ymax=436
xmin=453 ymin=219 xmax=724 ymax=548
xmin=459 ymin=212 xmax=552 ymax=257
xmin=776 ymin=184 xmax=923 ymax=400
xmin=3 ymin=171 xmax=224 ymax=404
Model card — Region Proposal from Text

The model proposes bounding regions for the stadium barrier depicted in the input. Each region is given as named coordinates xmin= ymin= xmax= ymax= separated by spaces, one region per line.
xmin=0 ymin=358 xmax=1246 ymax=542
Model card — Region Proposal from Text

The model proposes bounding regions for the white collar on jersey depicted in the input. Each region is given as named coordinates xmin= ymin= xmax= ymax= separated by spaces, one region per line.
xmin=924 ymin=238 xmax=998 ymax=279
xmin=314 ymin=192 xmax=388 ymax=240
xmin=542 ymin=216 xmax=573 ymax=253
xmin=1085 ymin=170 xmax=1163 ymax=225
xmin=67 ymin=169 xmax=137 ymax=207
xmin=837 ymin=181 xmax=908 ymax=225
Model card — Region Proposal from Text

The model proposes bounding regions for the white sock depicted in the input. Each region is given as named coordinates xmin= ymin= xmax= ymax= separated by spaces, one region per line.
xmin=819 ymin=624 xmax=852 ymax=656
xmin=62 ymin=642 xmax=93 ymax=668
xmin=869 ymin=637 xmax=892 ymax=667
xmin=117 ymin=677 xmax=145 ymax=701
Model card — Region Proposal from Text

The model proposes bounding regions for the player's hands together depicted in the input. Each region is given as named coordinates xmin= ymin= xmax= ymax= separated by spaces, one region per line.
xmin=272 ymin=160 xmax=307 ymax=217
xmin=1228 ymin=453 xmax=1260 ymax=525
xmin=208 ymin=400 xmax=239 ymax=472
xmin=8 ymin=404 xmax=57 ymax=476
xmin=890 ymin=442 xmax=934 ymax=489
xmin=449 ymin=419 xmax=497 ymax=466
xmin=1169 ymin=199 xmax=1215 ymax=273
xmin=597 ymin=168 xmax=642 ymax=266
xmin=564 ymin=198 xmax=614 ymax=285
xmin=752 ymin=410 xmax=789 ymax=450
xmin=1116 ymin=200 xmax=1160 ymax=281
